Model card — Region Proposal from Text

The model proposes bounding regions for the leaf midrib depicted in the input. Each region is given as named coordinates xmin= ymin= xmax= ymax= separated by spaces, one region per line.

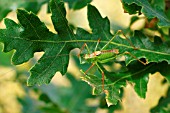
xmin=9 ymin=37 xmax=170 ymax=56
xmin=7 ymin=35 xmax=170 ymax=56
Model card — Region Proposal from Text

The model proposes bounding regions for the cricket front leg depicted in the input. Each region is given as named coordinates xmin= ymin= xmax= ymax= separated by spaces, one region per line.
xmin=77 ymin=43 xmax=90 ymax=57
xmin=84 ymin=63 xmax=95 ymax=74
xmin=95 ymin=62 xmax=106 ymax=92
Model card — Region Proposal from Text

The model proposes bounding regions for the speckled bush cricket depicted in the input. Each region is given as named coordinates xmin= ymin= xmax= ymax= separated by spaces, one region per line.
xmin=78 ymin=30 xmax=148 ymax=92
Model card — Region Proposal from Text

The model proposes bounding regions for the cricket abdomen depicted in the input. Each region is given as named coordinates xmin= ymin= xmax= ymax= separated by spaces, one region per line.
xmin=84 ymin=49 xmax=119 ymax=63
xmin=96 ymin=49 xmax=119 ymax=63
xmin=101 ymin=49 xmax=119 ymax=54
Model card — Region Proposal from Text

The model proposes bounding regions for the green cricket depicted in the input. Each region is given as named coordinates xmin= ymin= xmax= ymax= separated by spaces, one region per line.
xmin=78 ymin=30 xmax=148 ymax=92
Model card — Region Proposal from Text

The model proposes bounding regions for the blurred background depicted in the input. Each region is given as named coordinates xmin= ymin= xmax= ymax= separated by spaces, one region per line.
xmin=0 ymin=0 xmax=169 ymax=113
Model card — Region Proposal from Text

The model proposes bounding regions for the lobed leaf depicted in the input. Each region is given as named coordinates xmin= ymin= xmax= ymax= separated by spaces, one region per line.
xmin=87 ymin=5 xmax=113 ymax=40
xmin=122 ymin=0 xmax=170 ymax=27
xmin=0 ymin=0 xmax=170 ymax=106
xmin=81 ymin=73 xmax=125 ymax=106
xmin=121 ymin=1 xmax=142 ymax=14
xmin=109 ymin=31 xmax=170 ymax=65
xmin=82 ymin=61 xmax=170 ymax=105
xmin=0 ymin=0 xmax=76 ymax=85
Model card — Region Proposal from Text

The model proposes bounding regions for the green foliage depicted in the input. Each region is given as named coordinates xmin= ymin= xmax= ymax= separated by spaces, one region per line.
xmin=0 ymin=0 xmax=170 ymax=109
xmin=121 ymin=1 xmax=142 ymax=14
xmin=39 ymin=73 xmax=97 ymax=113
xmin=122 ymin=0 xmax=170 ymax=27
xmin=18 ymin=96 xmax=42 ymax=113
xmin=82 ymin=61 xmax=170 ymax=105
xmin=150 ymin=0 xmax=165 ymax=11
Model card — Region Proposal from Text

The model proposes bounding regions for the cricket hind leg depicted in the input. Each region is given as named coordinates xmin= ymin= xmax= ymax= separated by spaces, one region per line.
xmin=83 ymin=62 xmax=105 ymax=92
xmin=116 ymin=31 xmax=148 ymax=65
xmin=83 ymin=62 xmax=106 ymax=93
xmin=77 ymin=43 xmax=90 ymax=57
xmin=78 ymin=38 xmax=101 ymax=57
xmin=124 ymin=51 xmax=148 ymax=65
xmin=118 ymin=30 xmax=138 ymax=50
xmin=101 ymin=30 xmax=138 ymax=50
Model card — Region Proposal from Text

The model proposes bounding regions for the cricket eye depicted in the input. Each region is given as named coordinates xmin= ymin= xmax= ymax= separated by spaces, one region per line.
xmin=96 ymin=53 xmax=100 ymax=56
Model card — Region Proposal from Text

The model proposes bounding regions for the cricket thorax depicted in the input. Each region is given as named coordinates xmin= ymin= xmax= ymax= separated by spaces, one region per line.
xmin=84 ymin=51 xmax=101 ymax=59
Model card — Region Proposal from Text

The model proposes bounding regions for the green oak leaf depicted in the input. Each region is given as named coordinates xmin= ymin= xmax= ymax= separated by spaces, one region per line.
xmin=86 ymin=4 xmax=170 ymax=66
xmin=129 ymin=61 xmax=170 ymax=100
xmin=82 ymin=61 xmax=170 ymax=105
xmin=127 ymin=62 xmax=150 ymax=98
xmin=0 ymin=0 xmax=77 ymax=86
xmin=127 ymin=61 xmax=170 ymax=98
xmin=87 ymin=5 xmax=113 ymax=40
xmin=122 ymin=0 xmax=170 ymax=27
xmin=121 ymin=1 xmax=142 ymax=14
xmin=0 ymin=0 xmax=170 ymax=93
xmin=0 ymin=0 xmax=48 ymax=21
xmin=166 ymin=9 xmax=170 ymax=19
xmin=109 ymin=31 xmax=170 ymax=65
xmin=81 ymin=72 xmax=125 ymax=106
xmin=0 ymin=1 xmax=96 ymax=86
xmin=150 ymin=0 xmax=165 ymax=11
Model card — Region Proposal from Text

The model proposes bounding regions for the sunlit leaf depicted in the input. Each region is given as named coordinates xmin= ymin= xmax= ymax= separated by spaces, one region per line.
xmin=151 ymin=87 xmax=170 ymax=113
xmin=0 ymin=1 xmax=170 ymax=107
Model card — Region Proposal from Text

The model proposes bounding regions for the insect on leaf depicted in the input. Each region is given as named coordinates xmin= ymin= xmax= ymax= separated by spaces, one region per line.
xmin=1 ymin=1 xmax=170 ymax=107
